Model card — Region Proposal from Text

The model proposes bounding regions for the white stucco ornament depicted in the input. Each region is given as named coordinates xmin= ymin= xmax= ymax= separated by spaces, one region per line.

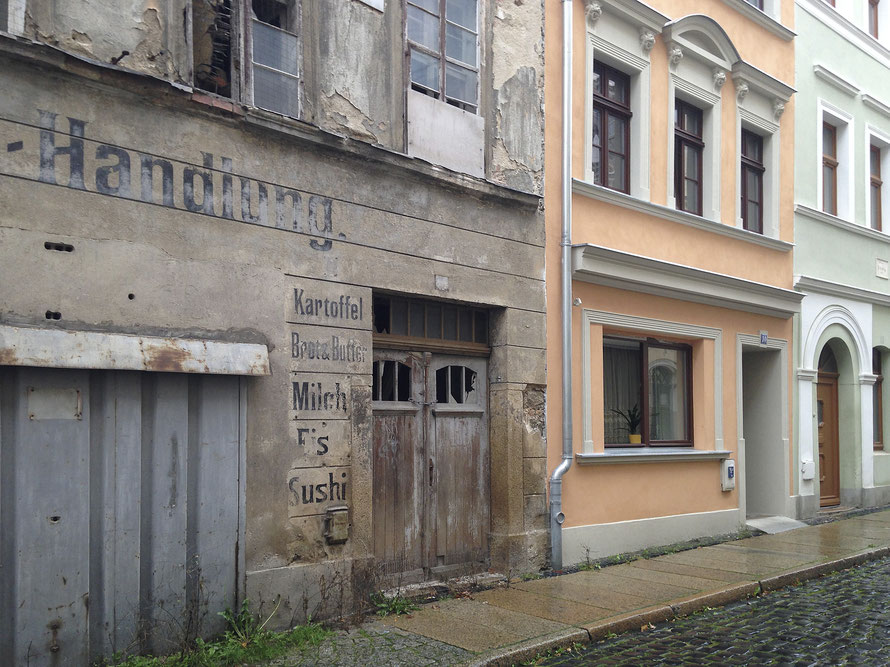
xmin=772 ymin=98 xmax=786 ymax=119
xmin=639 ymin=28 xmax=656 ymax=53
xmin=585 ymin=1 xmax=603 ymax=25
xmin=668 ymin=43 xmax=683 ymax=68
xmin=735 ymin=80 xmax=749 ymax=102
xmin=713 ymin=68 xmax=726 ymax=91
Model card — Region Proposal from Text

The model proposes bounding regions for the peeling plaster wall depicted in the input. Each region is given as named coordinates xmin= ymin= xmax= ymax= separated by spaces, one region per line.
xmin=304 ymin=0 xmax=402 ymax=148
xmin=25 ymin=0 xmax=188 ymax=83
xmin=488 ymin=0 xmax=545 ymax=195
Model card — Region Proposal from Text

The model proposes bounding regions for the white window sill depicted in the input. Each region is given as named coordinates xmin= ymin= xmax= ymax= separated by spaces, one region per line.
xmin=717 ymin=0 xmax=795 ymax=41
xmin=576 ymin=448 xmax=732 ymax=464
xmin=795 ymin=204 xmax=889 ymax=243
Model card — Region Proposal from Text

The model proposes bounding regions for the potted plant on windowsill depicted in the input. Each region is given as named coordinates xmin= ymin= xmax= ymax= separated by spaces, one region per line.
xmin=611 ymin=404 xmax=642 ymax=444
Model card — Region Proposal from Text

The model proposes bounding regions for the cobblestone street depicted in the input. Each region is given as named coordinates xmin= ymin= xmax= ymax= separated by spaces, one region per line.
xmin=535 ymin=555 xmax=890 ymax=666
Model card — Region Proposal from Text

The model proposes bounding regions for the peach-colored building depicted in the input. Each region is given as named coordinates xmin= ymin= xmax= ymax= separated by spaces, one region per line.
xmin=544 ymin=0 xmax=802 ymax=567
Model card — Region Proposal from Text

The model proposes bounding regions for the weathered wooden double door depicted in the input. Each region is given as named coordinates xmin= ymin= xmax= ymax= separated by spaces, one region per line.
xmin=371 ymin=351 xmax=489 ymax=582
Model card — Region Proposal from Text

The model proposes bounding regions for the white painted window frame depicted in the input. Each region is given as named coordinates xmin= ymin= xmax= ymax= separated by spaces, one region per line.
xmin=580 ymin=308 xmax=723 ymax=454
xmin=585 ymin=33 xmax=652 ymax=201
xmin=866 ymin=124 xmax=890 ymax=233
xmin=818 ymin=100 xmax=854 ymax=221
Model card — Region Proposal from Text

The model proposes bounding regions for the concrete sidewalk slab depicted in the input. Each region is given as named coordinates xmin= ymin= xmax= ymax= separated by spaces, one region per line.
xmin=471 ymin=587 xmax=613 ymax=625
xmin=371 ymin=508 xmax=890 ymax=667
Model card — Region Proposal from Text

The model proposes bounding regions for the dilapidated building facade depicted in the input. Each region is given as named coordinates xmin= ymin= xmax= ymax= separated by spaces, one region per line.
xmin=0 ymin=1 xmax=546 ymax=663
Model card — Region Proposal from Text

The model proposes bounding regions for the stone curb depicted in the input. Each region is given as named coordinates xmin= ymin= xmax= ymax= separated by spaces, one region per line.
xmin=463 ymin=628 xmax=589 ymax=667
xmin=469 ymin=545 xmax=890 ymax=666
xmin=758 ymin=544 xmax=890 ymax=591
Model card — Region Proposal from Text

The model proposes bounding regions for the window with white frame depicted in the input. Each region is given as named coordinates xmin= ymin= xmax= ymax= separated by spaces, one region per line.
xmin=663 ymin=16 xmax=731 ymax=221
xmin=584 ymin=0 xmax=663 ymax=201
xmin=406 ymin=0 xmax=478 ymax=113
xmin=819 ymin=103 xmax=852 ymax=220
xmin=732 ymin=62 xmax=790 ymax=239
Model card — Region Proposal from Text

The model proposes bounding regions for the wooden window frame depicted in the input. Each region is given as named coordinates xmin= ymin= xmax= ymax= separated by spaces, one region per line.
xmin=870 ymin=0 xmax=880 ymax=38
xmin=823 ymin=122 xmax=838 ymax=216
xmin=675 ymin=100 xmax=704 ymax=217
xmin=741 ymin=130 xmax=765 ymax=234
xmin=591 ymin=61 xmax=632 ymax=194
xmin=405 ymin=0 xmax=479 ymax=114
xmin=871 ymin=144 xmax=883 ymax=232
xmin=871 ymin=347 xmax=884 ymax=450
xmin=604 ymin=336 xmax=694 ymax=448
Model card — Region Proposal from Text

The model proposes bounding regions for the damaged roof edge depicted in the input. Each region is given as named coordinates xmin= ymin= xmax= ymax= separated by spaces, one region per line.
xmin=0 ymin=325 xmax=271 ymax=376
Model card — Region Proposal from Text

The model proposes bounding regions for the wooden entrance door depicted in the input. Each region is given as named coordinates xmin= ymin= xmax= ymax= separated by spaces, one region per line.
xmin=371 ymin=351 xmax=489 ymax=583
xmin=817 ymin=374 xmax=841 ymax=507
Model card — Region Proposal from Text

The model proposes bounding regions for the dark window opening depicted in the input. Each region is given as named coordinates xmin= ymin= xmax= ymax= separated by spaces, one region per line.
xmin=741 ymin=130 xmax=764 ymax=234
xmin=591 ymin=61 xmax=631 ymax=194
xmin=373 ymin=294 xmax=489 ymax=352
xmin=436 ymin=365 xmax=477 ymax=404
xmin=193 ymin=0 xmax=233 ymax=97
xmin=373 ymin=360 xmax=411 ymax=402
xmin=823 ymin=122 xmax=838 ymax=216
xmin=675 ymin=100 xmax=704 ymax=216
xmin=871 ymin=145 xmax=883 ymax=232
xmin=744 ymin=0 xmax=764 ymax=8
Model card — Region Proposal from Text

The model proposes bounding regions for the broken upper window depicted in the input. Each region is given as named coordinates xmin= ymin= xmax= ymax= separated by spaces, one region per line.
xmin=193 ymin=0 xmax=234 ymax=97
xmin=406 ymin=0 xmax=479 ymax=113
xmin=192 ymin=0 xmax=299 ymax=117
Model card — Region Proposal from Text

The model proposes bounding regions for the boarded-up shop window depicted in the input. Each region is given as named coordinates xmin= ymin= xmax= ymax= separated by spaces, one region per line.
xmin=193 ymin=0 xmax=233 ymax=96
xmin=373 ymin=295 xmax=489 ymax=355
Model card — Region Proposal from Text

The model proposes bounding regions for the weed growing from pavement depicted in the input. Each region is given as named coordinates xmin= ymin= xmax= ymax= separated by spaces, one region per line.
xmin=370 ymin=592 xmax=419 ymax=617
xmin=518 ymin=641 xmax=585 ymax=665
xmin=104 ymin=599 xmax=330 ymax=667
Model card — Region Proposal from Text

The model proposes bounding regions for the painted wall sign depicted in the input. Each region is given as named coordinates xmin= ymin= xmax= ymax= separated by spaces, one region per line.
xmin=286 ymin=279 xmax=371 ymax=329
xmin=290 ymin=372 xmax=355 ymax=420
xmin=289 ymin=324 xmax=371 ymax=374
xmin=288 ymin=419 xmax=352 ymax=467
xmin=287 ymin=466 xmax=351 ymax=517
xmin=0 ymin=111 xmax=341 ymax=250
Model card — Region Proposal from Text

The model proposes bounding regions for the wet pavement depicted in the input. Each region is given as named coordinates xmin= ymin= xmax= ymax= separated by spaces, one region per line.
xmin=267 ymin=508 xmax=890 ymax=666
xmin=535 ymin=554 xmax=890 ymax=666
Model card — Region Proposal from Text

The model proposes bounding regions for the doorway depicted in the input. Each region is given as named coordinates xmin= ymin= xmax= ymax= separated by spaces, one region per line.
xmin=741 ymin=347 xmax=786 ymax=518
xmin=371 ymin=350 xmax=489 ymax=583
xmin=816 ymin=372 xmax=841 ymax=507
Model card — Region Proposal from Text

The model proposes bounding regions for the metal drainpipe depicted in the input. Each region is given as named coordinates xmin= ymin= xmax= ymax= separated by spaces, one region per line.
xmin=549 ymin=0 xmax=573 ymax=572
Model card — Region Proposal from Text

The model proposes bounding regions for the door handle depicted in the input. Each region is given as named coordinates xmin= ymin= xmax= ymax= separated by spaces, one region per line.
xmin=429 ymin=458 xmax=434 ymax=486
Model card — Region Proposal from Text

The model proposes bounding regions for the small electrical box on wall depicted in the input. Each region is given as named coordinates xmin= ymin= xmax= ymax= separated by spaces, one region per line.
xmin=721 ymin=459 xmax=736 ymax=492
xmin=323 ymin=506 xmax=350 ymax=545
